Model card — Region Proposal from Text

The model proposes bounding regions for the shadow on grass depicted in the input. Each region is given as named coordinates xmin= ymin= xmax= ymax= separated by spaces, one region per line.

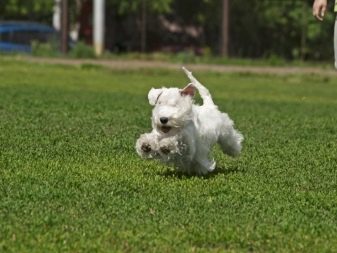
xmin=158 ymin=165 xmax=242 ymax=180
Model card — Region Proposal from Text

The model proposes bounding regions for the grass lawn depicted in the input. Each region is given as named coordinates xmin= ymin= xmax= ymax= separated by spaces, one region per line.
xmin=0 ymin=58 xmax=336 ymax=252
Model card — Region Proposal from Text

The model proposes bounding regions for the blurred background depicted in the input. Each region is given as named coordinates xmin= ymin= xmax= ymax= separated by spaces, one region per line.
xmin=0 ymin=0 xmax=335 ymax=63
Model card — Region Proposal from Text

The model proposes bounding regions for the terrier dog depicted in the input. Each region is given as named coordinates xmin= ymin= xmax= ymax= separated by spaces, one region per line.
xmin=135 ymin=67 xmax=243 ymax=175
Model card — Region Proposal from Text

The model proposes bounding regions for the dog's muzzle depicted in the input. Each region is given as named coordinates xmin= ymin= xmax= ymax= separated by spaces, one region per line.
xmin=159 ymin=117 xmax=172 ymax=133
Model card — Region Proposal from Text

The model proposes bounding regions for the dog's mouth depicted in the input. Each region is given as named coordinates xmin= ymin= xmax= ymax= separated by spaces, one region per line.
xmin=160 ymin=126 xmax=172 ymax=133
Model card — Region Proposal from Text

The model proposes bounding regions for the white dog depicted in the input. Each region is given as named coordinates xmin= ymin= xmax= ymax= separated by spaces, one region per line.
xmin=136 ymin=67 xmax=243 ymax=175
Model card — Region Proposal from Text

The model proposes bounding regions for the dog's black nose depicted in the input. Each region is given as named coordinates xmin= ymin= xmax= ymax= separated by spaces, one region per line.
xmin=160 ymin=117 xmax=169 ymax=124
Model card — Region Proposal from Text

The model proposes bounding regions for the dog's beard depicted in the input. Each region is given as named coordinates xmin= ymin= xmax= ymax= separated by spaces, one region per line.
xmin=160 ymin=125 xmax=172 ymax=133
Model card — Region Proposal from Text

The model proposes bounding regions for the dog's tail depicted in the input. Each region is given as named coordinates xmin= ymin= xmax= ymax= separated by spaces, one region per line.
xmin=182 ymin=67 xmax=215 ymax=107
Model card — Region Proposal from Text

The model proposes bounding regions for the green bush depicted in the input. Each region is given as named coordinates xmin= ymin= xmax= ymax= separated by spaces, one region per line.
xmin=69 ymin=41 xmax=95 ymax=59
xmin=31 ymin=41 xmax=59 ymax=57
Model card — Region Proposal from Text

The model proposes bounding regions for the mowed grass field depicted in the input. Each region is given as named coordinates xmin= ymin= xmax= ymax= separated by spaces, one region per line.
xmin=0 ymin=58 xmax=336 ymax=252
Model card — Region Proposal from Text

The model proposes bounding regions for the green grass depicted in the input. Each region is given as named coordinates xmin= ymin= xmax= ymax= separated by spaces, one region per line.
xmin=0 ymin=58 xmax=337 ymax=252
xmin=3 ymin=50 xmax=333 ymax=68
xmin=102 ymin=52 xmax=332 ymax=68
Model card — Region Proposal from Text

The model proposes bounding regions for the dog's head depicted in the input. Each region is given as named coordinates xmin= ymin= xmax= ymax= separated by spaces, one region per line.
xmin=148 ymin=84 xmax=196 ymax=134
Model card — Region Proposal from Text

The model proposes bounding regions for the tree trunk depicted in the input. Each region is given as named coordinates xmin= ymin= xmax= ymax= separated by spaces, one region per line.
xmin=61 ymin=0 xmax=69 ymax=54
xmin=220 ymin=0 xmax=229 ymax=57
xmin=93 ymin=0 xmax=105 ymax=56
xmin=141 ymin=0 xmax=147 ymax=53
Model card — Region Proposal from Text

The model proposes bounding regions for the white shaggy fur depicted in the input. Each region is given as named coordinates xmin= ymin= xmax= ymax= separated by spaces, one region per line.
xmin=136 ymin=67 xmax=243 ymax=175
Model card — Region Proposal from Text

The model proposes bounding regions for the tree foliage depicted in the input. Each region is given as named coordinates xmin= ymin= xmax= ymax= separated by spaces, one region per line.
xmin=228 ymin=0 xmax=335 ymax=60
xmin=0 ymin=0 xmax=335 ymax=60
xmin=0 ymin=0 xmax=54 ymax=21
xmin=106 ymin=0 xmax=172 ymax=14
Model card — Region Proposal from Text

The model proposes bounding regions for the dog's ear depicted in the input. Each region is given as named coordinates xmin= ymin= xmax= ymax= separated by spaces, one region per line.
xmin=148 ymin=88 xmax=163 ymax=106
xmin=180 ymin=83 xmax=196 ymax=97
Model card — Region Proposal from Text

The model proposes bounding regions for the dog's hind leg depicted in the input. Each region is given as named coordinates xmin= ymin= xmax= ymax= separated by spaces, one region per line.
xmin=194 ymin=157 xmax=216 ymax=175
xmin=193 ymin=144 xmax=216 ymax=174
xmin=218 ymin=127 xmax=243 ymax=157
xmin=182 ymin=67 xmax=215 ymax=107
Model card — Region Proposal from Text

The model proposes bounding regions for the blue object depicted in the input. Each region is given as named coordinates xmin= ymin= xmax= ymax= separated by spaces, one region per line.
xmin=0 ymin=21 xmax=56 ymax=53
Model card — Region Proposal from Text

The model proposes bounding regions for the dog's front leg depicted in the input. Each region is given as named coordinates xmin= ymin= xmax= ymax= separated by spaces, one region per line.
xmin=135 ymin=132 xmax=160 ymax=159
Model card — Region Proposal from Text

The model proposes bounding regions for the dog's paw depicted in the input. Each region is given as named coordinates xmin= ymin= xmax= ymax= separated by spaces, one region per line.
xmin=141 ymin=143 xmax=152 ymax=153
xmin=136 ymin=133 xmax=159 ymax=159
xmin=158 ymin=136 xmax=181 ymax=157
xmin=159 ymin=146 xmax=171 ymax=155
